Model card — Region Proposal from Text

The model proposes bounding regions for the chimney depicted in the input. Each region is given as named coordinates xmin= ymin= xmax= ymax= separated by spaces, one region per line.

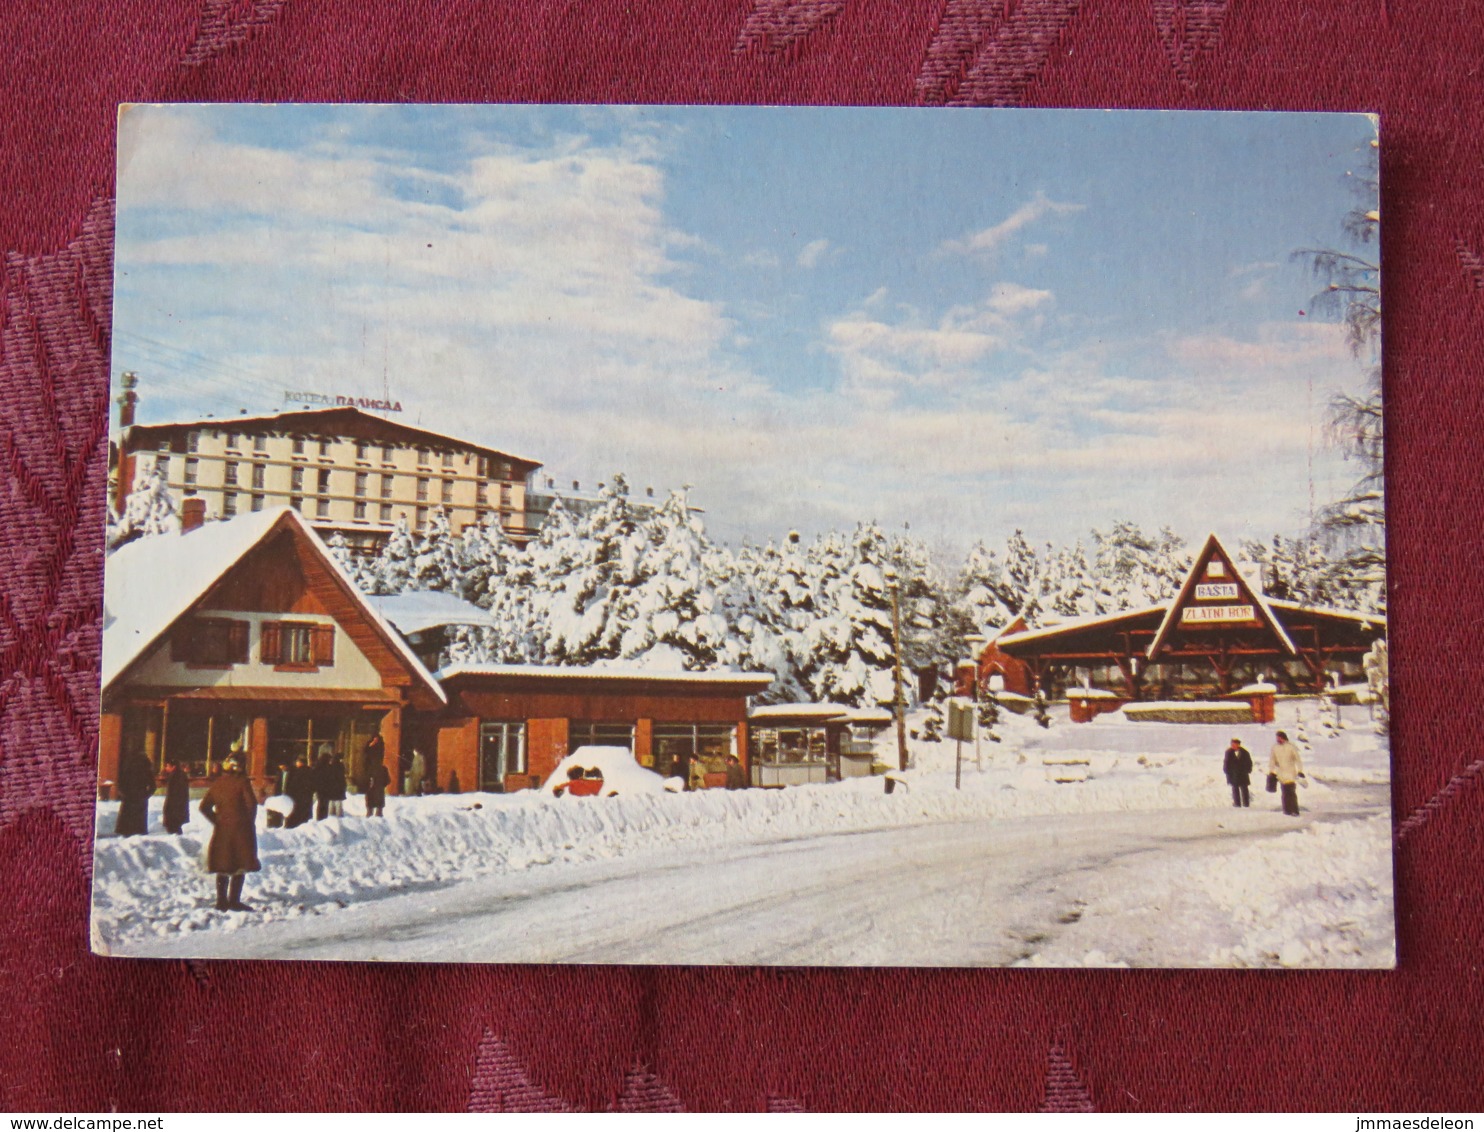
xmin=116 ymin=371 xmax=139 ymax=429
xmin=181 ymin=496 xmax=207 ymax=533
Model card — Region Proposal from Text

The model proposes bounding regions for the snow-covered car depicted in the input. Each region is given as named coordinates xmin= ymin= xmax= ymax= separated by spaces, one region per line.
xmin=540 ymin=746 xmax=684 ymax=798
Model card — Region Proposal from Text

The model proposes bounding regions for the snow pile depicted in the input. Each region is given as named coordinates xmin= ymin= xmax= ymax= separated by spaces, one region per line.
xmin=540 ymin=746 xmax=682 ymax=796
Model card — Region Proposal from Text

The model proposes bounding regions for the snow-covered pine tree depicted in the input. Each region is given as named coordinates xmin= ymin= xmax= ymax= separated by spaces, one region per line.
xmin=107 ymin=463 xmax=179 ymax=550
xmin=810 ymin=523 xmax=899 ymax=708
xmin=367 ymin=516 xmax=417 ymax=595
xmin=715 ymin=541 xmax=807 ymax=700
xmin=1032 ymin=682 xmax=1051 ymax=729
xmin=1000 ymin=529 xmax=1045 ymax=624
xmin=955 ymin=540 xmax=1014 ymax=636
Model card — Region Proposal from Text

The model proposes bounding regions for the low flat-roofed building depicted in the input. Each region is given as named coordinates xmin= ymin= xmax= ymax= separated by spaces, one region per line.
xmin=747 ymin=703 xmax=894 ymax=786
xmin=423 ymin=664 xmax=774 ymax=793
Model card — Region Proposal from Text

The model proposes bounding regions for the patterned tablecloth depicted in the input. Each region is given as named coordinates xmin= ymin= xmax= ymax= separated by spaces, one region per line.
xmin=2 ymin=0 xmax=1481 ymax=1112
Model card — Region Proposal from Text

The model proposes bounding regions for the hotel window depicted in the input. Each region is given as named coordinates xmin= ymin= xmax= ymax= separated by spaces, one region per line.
xmin=354 ymin=473 xmax=368 ymax=497
xmin=499 ymin=483 xmax=513 ymax=510
xmin=380 ymin=474 xmax=394 ymax=498
xmin=381 ymin=444 xmax=394 ymax=462
xmin=315 ymin=498 xmax=330 ymax=518
xmin=225 ymin=432 xmax=240 ymax=451
xmin=417 ymin=448 xmax=431 ymax=467
xmin=183 ymin=458 xmax=198 ymax=486
xmin=476 ymin=481 xmax=488 ymax=504
xmin=568 ymin=722 xmax=635 ymax=751
xmin=441 ymin=478 xmax=453 ymax=503
xmin=186 ymin=431 xmax=200 ymax=453
xmin=251 ymin=463 xmax=265 ymax=490
xmin=354 ymin=501 xmax=367 ymax=520
xmin=416 ymin=477 xmax=428 ymax=502
xmin=317 ymin=468 xmax=331 ymax=495
xmin=292 ymin=435 xmax=306 ymax=456
xmin=318 ymin=437 xmax=331 ymax=457
xmin=260 ymin=620 xmax=334 ymax=669
xmin=172 ymin=617 xmax=249 ymax=668
xmin=379 ymin=503 xmax=393 ymax=522
xmin=355 ymin=440 xmax=370 ymax=461
xmin=222 ymin=493 xmax=238 ymax=517
xmin=253 ymin=436 xmax=269 ymax=455
xmin=157 ymin=438 xmax=171 ymax=453
xmin=441 ymin=451 xmax=454 ymax=468
xmin=415 ymin=506 xmax=427 ymax=530
xmin=290 ymin=496 xmax=303 ymax=512
xmin=223 ymin=461 xmax=239 ymax=486
xmin=251 ymin=494 xmax=265 ymax=512
xmin=291 ymin=466 xmax=305 ymax=493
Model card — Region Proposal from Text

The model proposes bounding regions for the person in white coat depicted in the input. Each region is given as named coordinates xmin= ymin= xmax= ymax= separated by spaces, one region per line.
xmin=1268 ymin=730 xmax=1306 ymax=816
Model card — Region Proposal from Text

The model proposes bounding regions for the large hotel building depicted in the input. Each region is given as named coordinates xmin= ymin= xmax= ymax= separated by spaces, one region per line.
xmin=110 ymin=374 xmax=543 ymax=555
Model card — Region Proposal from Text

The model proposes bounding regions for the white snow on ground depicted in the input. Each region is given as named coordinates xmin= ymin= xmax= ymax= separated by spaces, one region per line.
xmin=90 ymin=698 xmax=1394 ymax=966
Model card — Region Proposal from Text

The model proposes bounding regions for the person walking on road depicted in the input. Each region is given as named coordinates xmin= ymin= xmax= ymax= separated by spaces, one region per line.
xmin=1223 ymin=737 xmax=1253 ymax=808
xmin=199 ymin=757 xmax=260 ymax=912
xmin=1268 ymin=730 xmax=1306 ymax=816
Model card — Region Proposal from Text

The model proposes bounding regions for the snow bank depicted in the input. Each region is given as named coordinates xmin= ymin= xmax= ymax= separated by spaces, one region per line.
xmin=540 ymin=746 xmax=682 ymax=796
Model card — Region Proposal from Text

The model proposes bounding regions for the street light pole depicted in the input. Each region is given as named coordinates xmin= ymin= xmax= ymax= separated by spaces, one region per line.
xmin=965 ymin=633 xmax=986 ymax=771
xmin=885 ymin=565 xmax=908 ymax=773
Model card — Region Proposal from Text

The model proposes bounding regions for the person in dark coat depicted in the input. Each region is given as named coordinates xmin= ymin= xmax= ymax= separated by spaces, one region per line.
xmin=1223 ymin=737 xmax=1254 ymax=808
xmin=325 ymin=755 xmax=348 ymax=817
xmin=199 ymin=758 xmax=260 ymax=912
xmin=725 ymin=754 xmax=747 ymax=790
xmin=113 ymin=751 xmax=157 ymax=837
xmin=363 ymin=756 xmax=391 ymax=817
xmin=284 ymin=755 xmax=315 ymax=828
xmin=162 ymin=758 xmax=191 ymax=835
xmin=313 ymin=749 xmax=333 ymax=821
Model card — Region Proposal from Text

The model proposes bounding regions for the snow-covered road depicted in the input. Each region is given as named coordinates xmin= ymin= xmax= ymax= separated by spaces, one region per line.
xmin=133 ymin=782 xmax=1389 ymax=967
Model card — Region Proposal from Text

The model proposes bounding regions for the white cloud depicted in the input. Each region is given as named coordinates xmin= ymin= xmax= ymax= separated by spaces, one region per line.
xmin=796 ymin=238 xmax=835 ymax=269
xmin=939 ymin=191 xmax=1084 ymax=259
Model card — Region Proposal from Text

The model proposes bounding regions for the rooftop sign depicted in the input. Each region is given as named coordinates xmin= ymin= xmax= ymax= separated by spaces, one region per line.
xmin=284 ymin=390 xmax=403 ymax=413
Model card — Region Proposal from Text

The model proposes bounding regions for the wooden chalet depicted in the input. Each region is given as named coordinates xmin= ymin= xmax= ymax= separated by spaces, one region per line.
xmin=988 ymin=534 xmax=1386 ymax=705
xmin=421 ymin=664 xmax=775 ymax=793
xmin=99 ymin=507 xmax=445 ymax=798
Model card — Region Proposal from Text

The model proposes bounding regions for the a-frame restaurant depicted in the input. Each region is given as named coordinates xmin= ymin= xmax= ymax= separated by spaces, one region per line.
xmin=988 ymin=534 xmax=1385 ymax=703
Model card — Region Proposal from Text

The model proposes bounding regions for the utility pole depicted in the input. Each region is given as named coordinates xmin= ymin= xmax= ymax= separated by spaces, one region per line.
xmin=965 ymin=633 xmax=986 ymax=771
xmin=886 ymin=565 xmax=908 ymax=773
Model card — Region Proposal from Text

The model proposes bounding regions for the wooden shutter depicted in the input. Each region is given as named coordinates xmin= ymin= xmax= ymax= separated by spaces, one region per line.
xmin=260 ymin=621 xmax=282 ymax=665
xmin=229 ymin=620 xmax=250 ymax=664
xmin=311 ymin=624 xmax=336 ymax=667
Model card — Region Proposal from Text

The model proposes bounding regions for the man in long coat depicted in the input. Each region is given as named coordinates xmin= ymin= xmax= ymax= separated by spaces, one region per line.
xmin=1223 ymin=737 xmax=1253 ymax=808
xmin=1268 ymin=730 xmax=1306 ymax=817
xmin=162 ymin=758 xmax=191 ymax=835
xmin=283 ymin=755 xmax=315 ymax=828
xmin=113 ymin=751 xmax=156 ymax=837
xmin=199 ymin=757 xmax=260 ymax=912
xmin=363 ymin=755 xmax=391 ymax=817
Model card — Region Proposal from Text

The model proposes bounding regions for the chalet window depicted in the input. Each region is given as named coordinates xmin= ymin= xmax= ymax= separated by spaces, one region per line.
xmin=380 ymin=474 xmax=394 ymax=498
xmin=172 ymin=617 xmax=250 ymax=667
xmin=291 ymin=467 xmax=305 ymax=492
xmin=441 ymin=478 xmax=453 ymax=503
xmin=224 ymin=461 xmax=239 ymax=486
xmin=260 ymin=620 xmax=335 ymax=669
xmin=183 ymin=458 xmax=198 ymax=486
xmin=292 ymin=435 xmax=306 ymax=455
xmin=416 ymin=477 xmax=428 ymax=501
xmin=315 ymin=497 xmax=330 ymax=518
xmin=354 ymin=473 xmax=368 ymax=497
xmin=317 ymin=468 xmax=331 ymax=494
xmin=251 ymin=463 xmax=265 ymax=489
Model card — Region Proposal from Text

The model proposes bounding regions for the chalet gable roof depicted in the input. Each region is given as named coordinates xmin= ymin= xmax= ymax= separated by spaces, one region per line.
xmin=1145 ymin=532 xmax=1296 ymax=661
xmin=102 ymin=507 xmax=445 ymax=704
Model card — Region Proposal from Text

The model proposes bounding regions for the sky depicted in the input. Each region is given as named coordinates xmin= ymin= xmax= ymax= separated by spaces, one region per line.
xmin=112 ymin=104 xmax=1380 ymax=556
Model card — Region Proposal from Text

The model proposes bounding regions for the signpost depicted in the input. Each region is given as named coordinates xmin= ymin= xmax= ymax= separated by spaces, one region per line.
xmin=947 ymin=699 xmax=975 ymax=790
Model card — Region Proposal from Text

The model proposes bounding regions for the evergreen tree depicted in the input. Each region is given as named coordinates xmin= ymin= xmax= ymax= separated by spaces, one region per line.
xmin=619 ymin=488 xmax=729 ymax=669
xmin=368 ymin=516 xmax=417 ymax=595
xmin=409 ymin=506 xmax=463 ymax=594
xmin=107 ymin=463 xmax=179 ymax=550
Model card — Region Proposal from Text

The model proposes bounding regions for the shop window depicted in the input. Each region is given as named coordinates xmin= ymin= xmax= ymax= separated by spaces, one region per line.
xmin=171 ymin=617 xmax=250 ymax=667
xmin=261 ymin=620 xmax=335 ymax=669
xmin=163 ymin=711 xmax=251 ymax=779
xmin=569 ymin=721 xmax=634 ymax=751
xmin=751 ymin=726 xmax=828 ymax=766
xmin=652 ymin=723 xmax=734 ymax=781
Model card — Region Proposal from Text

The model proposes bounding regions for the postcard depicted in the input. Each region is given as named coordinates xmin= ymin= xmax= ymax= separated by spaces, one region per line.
xmin=92 ymin=104 xmax=1390 ymax=967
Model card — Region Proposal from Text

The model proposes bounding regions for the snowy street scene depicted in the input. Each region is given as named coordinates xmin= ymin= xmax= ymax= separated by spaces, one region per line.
xmin=94 ymin=105 xmax=1389 ymax=966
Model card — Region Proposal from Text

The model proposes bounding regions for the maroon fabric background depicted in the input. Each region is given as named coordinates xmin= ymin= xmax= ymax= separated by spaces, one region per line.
xmin=2 ymin=0 xmax=1481 ymax=1112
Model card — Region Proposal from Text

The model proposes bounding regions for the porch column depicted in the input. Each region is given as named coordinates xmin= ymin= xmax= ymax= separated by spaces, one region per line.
xmin=380 ymin=705 xmax=403 ymax=794
xmin=248 ymin=715 xmax=270 ymax=795
xmin=98 ymin=711 xmax=123 ymax=800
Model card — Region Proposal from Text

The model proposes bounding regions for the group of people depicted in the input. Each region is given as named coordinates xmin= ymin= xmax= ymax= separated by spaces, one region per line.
xmin=1223 ymin=731 xmax=1307 ymax=816
xmin=110 ymin=733 xmax=399 ymax=913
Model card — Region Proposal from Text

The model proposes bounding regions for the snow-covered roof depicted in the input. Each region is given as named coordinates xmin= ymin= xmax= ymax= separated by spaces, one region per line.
xmin=364 ymin=591 xmax=498 ymax=636
xmin=748 ymin=702 xmax=894 ymax=724
xmin=996 ymin=603 xmax=1168 ymax=647
xmin=1067 ymin=688 xmax=1123 ymax=700
xmin=1147 ymin=533 xmax=1297 ymax=661
xmin=1265 ymin=598 xmax=1387 ymax=629
xmin=103 ymin=507 xmax=445 ymax=704
xmin=436 ymin=662 xmax=774 ymax=687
